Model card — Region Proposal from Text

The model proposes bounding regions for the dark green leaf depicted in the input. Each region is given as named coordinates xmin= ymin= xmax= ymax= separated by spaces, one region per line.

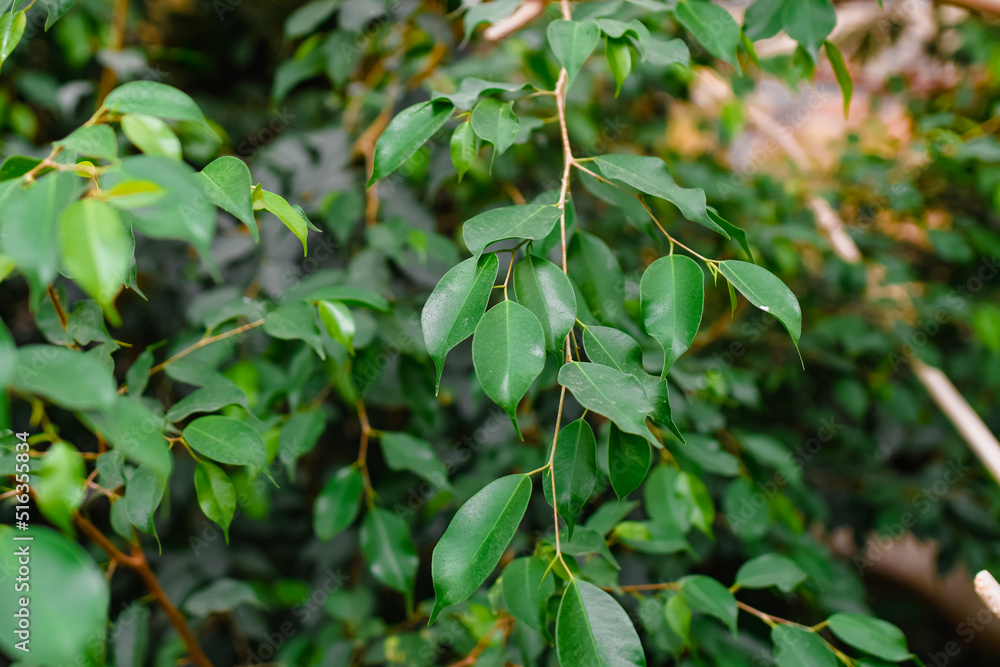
xmin=675 ymin=0 xmax=740 ymax=67
xmin=513 ymin=253 xmax=577 ymax=353
xmin=302 ymin=286 xmax=390 ymax=311
xmin=55 ymin=125 xmax=117 ymax=162
xmin=260 ymin=190 xmax=311 ymax=256
xmin=608 ymin=423 xmax=651 ymax=499
xmin=104 ymin=81 xmax=208 ymax=125
xmin=567 ymin=231 xmax=624 ymax=325
xmin=264 ymin=300 xmax=325 ymax=359
xmin=558 ymin=362 xmax=659 ymax=448
xmin=313 ymin=465 xmax=364 ymax=540
xmin=380 ymin=431 xmax=450 ymax=488
xmin=450 ymin=120 xmax=478 ymax=182
xmin=462 ymin=204 xmax=560 ymax=257
xmin=165 ymin=379 xmax=248 ymax=423
xmin=824 ymin=40 xmax=853 ymax=118
xmin=735 ymin=553 xmax=808 ymax=593
xmin=718 ymin=260 xmax=802 ymax=354
xmin=39 ymin=0 xmax=75 ymax=30
xmin=194 ymin=461 xmax=236 ymax=543
xmin=197 ymin=156 xmax=257 ymax=241
xmin=126 ymin=464 xmax=166 ymax=534
xmin=502 ymin=557 xmax=555 ymax=637
xmin=666 ymin=593 xmax=691 ymax=644
xmin=542 ymin=418 xmax=598 ymax=537
xmin=369 ymin=100 xmax=454 ymax=185
xmin=0 ymin=11 xmax=25 ymax=72
xmin=183 ymin=416 xmax=267 ymax=468
xmin=827 ymin=613 xmax=912 ymax=662
xmin=783 ymin=0 xmax=836 ymax=60
xmin=470 ymin=98 xmax=520 ymax=155
xmin=79 ymin=395 xmax=172 ymax=478
xmin=640 ymin=255 xmax=704 ymax=374
xmin=318 ymin=300 xmax=355 ymax=353
xmin=547 ymin=19 xmax=601 ymax=85
xmin=743 ymin=0 xmax=786 ymax=41
xmin=607 ymin=37 xmax=632 ymax=97
xmin=555 ymin=579 xmax=646 ymax=667
xmin=11 ymin=345 xmax=116 ymax=410
xmin=680 ymin=575 xmax=737 ymax=634
xmin=361 ymin=508 xmax=419 ymax=607
xmin=772 ymin=624 xmax=838 ymax=667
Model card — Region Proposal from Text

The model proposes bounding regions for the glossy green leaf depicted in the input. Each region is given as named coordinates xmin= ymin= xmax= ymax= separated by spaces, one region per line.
xmin=675 ymin=0 xmax=740 ymax=67
xmin=470 ymin=98 xmax=520 ymax=155
xmin=183 ymin=416 xmax=267 ymax=469
xmin=58 ymin=199 xmax=130 ymax=323
xmin=104 ymin=81 xmax=208 ymax=125
xmin=421 ymin=253 xmax=499 ymax=392
xmin=681 ymin=575 xmax=737 ymax=634
xmin=462 ymin=204 xmax=560 ymax=257
xmin=194 ymin=461 xmax=237 ymax=543
xmin=607 ymin=37 xmax=632 ymax=97
xmin=380 ymin=431 xmax=450 ymax=488
xmin=608 ymin=423 xmax=651 ymax=499
xmin=736 ymin=553 xmax=808 ymax=593
xmin=361 ymin=508 xmax=419 ymax=607
xmin=772 ymin=625 xmax=838 ymax=667
xmin=313 ymin=465 xmax=364 ymax=540
xmin=450 ymin=120 xmax=477 ymax=182
xmin=55 ymin=125 xmax=117 ymax=162
xmin=824 ymin=40 xmax=853 ymax=118
xmin=783 ymin=0 xmax=836 ymax=60
xmin=547 ymin=19 xmax=601 ymax=85
xmin=318 ymin=300 xmax=355 ymax=353
xmin=472 ymin=300 xmax=545 ymax=438
xmin=11 ymin=345 xmax=116 ymax=410
xmin=513 ymin=253 xmax=576 ymax=353
xmin=555 ymin=579 xmax=647 ymax=667
xmin=34 ymin=441 xmax=85 ymax=533
xmin=542 ymin=418 xmax=597 ymax=537
xmin=0 ymin=11 xmax=25 ymax=73
xmin=430 ymin=474 xmax=532 ymax=622
xmin=197 ymin=156 xmax=257 ymax=241
xmin=0 ymin=526 xmax=109 ymax=665
xmin=718 ymin=260 xmax=802 ymax=353
xmin=261 ymin=190 xmax=311 ymax=256
xmin=827 ymin=613 xmax=912 ymax=662
xmin=126 ymin=464 xmax=166 ymax=534
xmin=567 ymin=231 xmax=624 ymax=325
xmin=558 ymin=361 xmax=659 ymax=448
xmin=640 ymin=255 xmax=704 ymax=374
xmin=502 ymin=557 xmax=555 ymax=637
xmin=582 ymin=325 xmax=645 ymax=376
xmin=369 ymin=100 xmax=454 ymax=185
xmin=121 ymin=114 xmax=182 ymax=160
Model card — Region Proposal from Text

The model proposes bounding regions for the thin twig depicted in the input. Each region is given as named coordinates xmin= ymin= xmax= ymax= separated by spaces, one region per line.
xmin=148 ymin=319 xmax=265 ymax=377
xmin=46 ymin=286 xmax=69 ymax=330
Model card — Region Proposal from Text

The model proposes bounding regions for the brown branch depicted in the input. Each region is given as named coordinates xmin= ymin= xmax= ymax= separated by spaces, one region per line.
xmin=446 ymin=615 xmax=514 ymax=667
xmin=356 ymin=400 xmax=375 ymax=500
xmin=482 ymin=0 xmax=544 ymax=42
xmin=46 ymin=286 xmax=69 ymax=330
xmin=148 ymin=319 xmax=265 ymax=377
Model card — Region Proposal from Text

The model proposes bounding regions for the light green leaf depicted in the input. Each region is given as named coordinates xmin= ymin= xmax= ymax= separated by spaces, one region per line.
xmin=470 ymin=98 xmax=520 ymax=155
xmin=11 ymin=345 xmax=116 ymax=410
xmin=197 ymin=156 xmax=257 ymax=241
xmin=607 ymin=37 xmax=632 ymax=97
xmin=58 ymin=199 xmax=130 ymax=324
xmin=640 ymin=255 xmax=704 ymax=374
xmin=681 ymin=575 xmax=737 ymax=634
xmin=567 ymin=231 xmax=625 ymax=325
xmin=430 ymin=474 xmax=532 ymax=623
xmin=126 ymin=464 xmax=166 ymax=534
xmin=421 ymin=253 xmax=499 ymax=393
xmin=318 ymin=300 xmax=355 ymax=353
xmin=827 ymin=614 xmax=912 ymax=662
xmin=547 ymin=19 xmax=601 ymax=85
xmin=555 ymin=579 xmax=647 ymax=667
xmin=736 ymin=553 xmax=808 ymax=593
xmin=183 ymin=416 xmax=268 ymax=468
xmin=542 ymin=418 xmax=598 ymax=538
xmin=674 ymin=0 xmax=741 ymax=67
xmin=558 ymin=362 xmax=659 ymax=448
xmin=194 ymin=461 xmax=236 ymax=543
xmin=783 ymin=0 xmax=836 ymax=61
xmin=824 ymin=40 xmax=852 ymax=118
xmin=772 ymin=624 xmax=838 ymax=667
xmin=34 ymin=441 xmax=85 ymax=533
xmin=0 ymin=526 xmax=109 ymax=665
xmin=450 ymin=120 xmax=478 ymax=182
xmin=104 ymin=81 xmax=208 ymax=125
xmin=607 ymin=423 xmax=651 ymax=499
xmin=313 ymin=465 xmax=364 ymax=540
xmin=261 ymin=190 xmax=311 ymax=256
xmin=369 ymin=100 xmax=454 ymax=185
xmin=462 ymin=204 xmax=560 ymax=257
xmin=0 ymin=11 xmax=25 ymax=73
xmin=55 ymin=125 xmax=117 ymax=162
xmin=472 ymin=300 xmax=546 ymax=438
xmin=120 ymin=114 xmax=182 ymax=160
xmin=502 ymin=557 xmax=555 ymax=638
xmin=361 ymin=507 xmax=419 ymax=608
xmin=718 ymin=260 xmax=802 ymax=353
xmin=513 ymin=253 xmax=576 ymax=353
xmin=380 ymin=431 xmax=450 ymax=488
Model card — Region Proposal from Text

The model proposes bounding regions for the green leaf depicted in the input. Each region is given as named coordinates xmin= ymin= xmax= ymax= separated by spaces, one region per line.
xmin=783 ymin=0 xmax=836 ymax=61
xmin=183 ymin=416 xmax=268 ymax=469
xmin=55 ymin=125 xmax=117 ymax=162
xmin=165 ymin=379 xmax=247 ymax=423
xmin=380 ymin=431 xmax=450 ymax=488
xmin=555 ymin=579 xmax=647 ymax=667
xmin=0 ymin=11 xmax=25 ymax=73
xmin=645 ymin=37 xmax=690 ymax=66
xmin=568 ymin=231 xmax=625 ymax=325
xmin=665 ymin=593 xmax=691 ymax=644
xmin=675 ymin=0 xmax=741 ymax=67
xmin=318 ymin=300 xmax=355 ymax=353
xmin=96 ymin=450 xmax=125 ymax=490
xmin=827 ymin=613 xmax=912 ymax=662
xmin=736 ymin=553 xmax=807 ymax=593
xmin=772 ymin=625 xmax=838 ymax=667
xmin=39 ymin=0 xmax=76 ymax=30
xmin=680 ymin=575 xmax=737 ymax=635
xmin=430 ymin=474 xmax=532 ymax=623
xmin=184 ymin=578 xmax=263 ymax=616
xmin=58 ymin=199 xmax=130 ymax=324
xmin=313 ymin=465 xmax=364 ymax=540
xmin=542 ymin=418 xmax=598 ymax=537
xmin=421 ymin=253 xmax=499 ymax=393
xmin=718 ymin=260 xmax=802 ymax=354
xmin=432 ymin=78 xmax=535 ymax=111
xmin=513 ymin=253 xmax=576 ymax=353
xmin=472 ymin=300 xmax=545 ymax=438
xmin=470 ymin=98 xmax=520 ymax=156
xmin=302 ymin=285 xmax=390 ymax=311
xmin=606 ymin=37 xmax=632 ymax=97
xmin=104 ymin=81 xmax=208 ymax=125
xmin=120 ymin=114 xmax=182 ymax=160
xmin=463 ymin=204 xmax=560 ymax=257
xmin=558 ymin=361 xmax=659 ymax=448
xmin=0 ymin=318 xmax=11 ymax=388
xmin=450 ymin=120 xmax=478 ymax=182
xmin=34 ymin=441 xmax=85 ymax=533
xmin=284 ymin=0 xmax=339 ymax=37
xmin=742 ymin=0 xmax=786 ymax=41
xmin=278 ymin=408 xmax=327 ymax=468
xmin=79 ymin=395 xmax=172 ymax=477
xmin=260 ymin=190 xmax=311 ymax=256
xmin=197 ymin=156 xmax=258 ymax=241
xmin=369 ymin=100 xmax=454 ymax=185
xmin=823 ymin=40 xmax=852 ymax=118
xmin=194 ymin=461 xmax=237 ymax=543
xmin=11 ymin=345 xmax=116 ymax=410
xmin=0 ymin=526 xmax=109 ymax=665
xmin=547 ymin=19 xmax=601 ymax=86
xmin=640 ymin=255 xmax=704 ymax=374
xmin=607 ymin=423 xmax=651 ymax=499
xmin=263 ymin=300 xmax=325 ymax=359
xmin=361 ymin=508 xmax=419 ymax=608
xmin=502 ymin=557 xmax=555 ymax=638
xmin=126 ymin=464 xmax=166 ymax=534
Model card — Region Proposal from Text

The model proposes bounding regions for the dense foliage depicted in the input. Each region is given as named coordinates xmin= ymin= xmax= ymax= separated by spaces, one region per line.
xmin=2 ymin=0 xmax=1000 ymax=665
